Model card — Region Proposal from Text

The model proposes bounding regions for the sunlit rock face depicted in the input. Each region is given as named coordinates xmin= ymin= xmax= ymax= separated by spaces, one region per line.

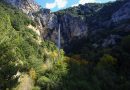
xmin=37 ymin=8 xmax=58 ymax=30
xmin=5 ymin=0 xmax=40 ymax=14
xmin=32 ymin=8 xmax=59 ymax=40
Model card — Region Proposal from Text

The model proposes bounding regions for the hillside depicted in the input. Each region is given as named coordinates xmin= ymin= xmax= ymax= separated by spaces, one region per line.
xmin=0 ymin=0 xmax=130 ymax=90
xmin=0 ymin=1 xmax=67 ymax=90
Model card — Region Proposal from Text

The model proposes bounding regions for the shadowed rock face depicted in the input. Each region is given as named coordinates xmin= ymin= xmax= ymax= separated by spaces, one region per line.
xmin=112 ymin=1 xmax=130 ymax=22
xmin=36 ymin=10 xmax=88 ymax=51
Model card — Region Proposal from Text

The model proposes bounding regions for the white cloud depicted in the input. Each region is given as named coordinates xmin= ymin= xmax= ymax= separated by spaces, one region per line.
xmin=79 ymin=0 xmax=95 ymax=4
xmin=72 ymin=0 xmax=96 ymax=7
xmin=71 ymin=4 xmax=79 ymax=7
xmin=46 ymin=0 xmax=68 ymax=9
xmin=46 ymin=2 xmax=56 ymax=9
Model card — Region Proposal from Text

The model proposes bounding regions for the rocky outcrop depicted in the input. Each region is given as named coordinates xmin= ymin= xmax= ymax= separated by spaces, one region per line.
xmin=112 ymin=1 xmax=130 ymax=22
xmin=4 ymin=0 xmax=40 ymax=14
xmin=102 ymin=35 xmax=121 ymax=47
xmin=36 ymin=8 xmax=58 ymax=29
xmin=32 ymin=8 xmax=58 ymax=40
xmin=36 ymin=10 xmax=88 ymax=50
xmin=27 ymin=7 xmax=88 ymax=50
xmin=57 ymin=14 xmax=87 ymax=41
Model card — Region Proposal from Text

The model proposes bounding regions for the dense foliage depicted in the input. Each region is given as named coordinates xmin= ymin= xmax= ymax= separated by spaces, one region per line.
xmin=53 ymin=1 xmax=130 ymax=90
xmin=0 ymin=1 xmax=67 ymax=90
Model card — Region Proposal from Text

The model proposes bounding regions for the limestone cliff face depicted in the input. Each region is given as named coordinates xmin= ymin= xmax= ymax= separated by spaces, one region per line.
xmin=5 ymin=0 xmax=40 ymax=14
xmin=36 ymin=9 xmax=58 ymax=30
xmin=34 ymin=9 xmax=88 ymax=50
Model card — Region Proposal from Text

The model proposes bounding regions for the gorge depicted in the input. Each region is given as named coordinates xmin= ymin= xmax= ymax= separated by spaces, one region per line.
xmin=0 ymin=0 xmax=130 ymax=90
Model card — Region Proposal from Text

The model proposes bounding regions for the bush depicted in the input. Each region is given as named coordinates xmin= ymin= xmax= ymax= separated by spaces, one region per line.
xmin=121 ymin=35 xmax=130 ymax=53
xmin=32 ymin=86 xmax=41 ymax=90
xmin=96 ymin=54 xmax=117 ymax=70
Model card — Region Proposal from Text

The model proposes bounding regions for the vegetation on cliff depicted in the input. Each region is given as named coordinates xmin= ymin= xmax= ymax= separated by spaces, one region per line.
xmin=0 ymin=2 xmax=67 ymax=90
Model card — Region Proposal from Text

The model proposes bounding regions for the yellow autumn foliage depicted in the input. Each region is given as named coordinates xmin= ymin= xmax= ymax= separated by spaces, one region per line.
xmin=65 ymin=56 xmax=89 ymax=65
xmin=51 ymin=51 xmax=58 ymax=58
xmin=29 ymin=68 xmax=36 ymax=80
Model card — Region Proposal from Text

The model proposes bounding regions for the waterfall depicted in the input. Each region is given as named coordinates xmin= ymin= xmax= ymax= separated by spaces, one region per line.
xmin=58 ymin=24 xmax=61 ymax=57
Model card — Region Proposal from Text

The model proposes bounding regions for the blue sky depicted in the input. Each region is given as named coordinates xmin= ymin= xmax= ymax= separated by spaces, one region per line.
xmin=35 ymin=0 xmax=116 ymax=12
